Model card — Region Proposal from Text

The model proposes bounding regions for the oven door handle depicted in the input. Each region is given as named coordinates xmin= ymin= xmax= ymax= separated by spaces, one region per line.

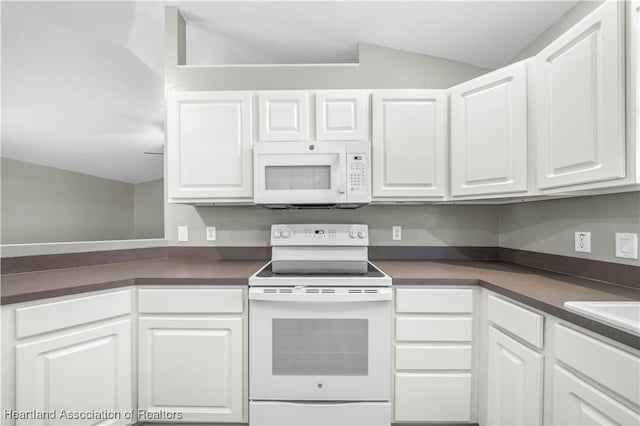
xmin=249 ymin=292 xmax=392 ymax=303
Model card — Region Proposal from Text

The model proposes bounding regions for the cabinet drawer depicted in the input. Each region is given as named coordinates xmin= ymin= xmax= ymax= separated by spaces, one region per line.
xmin=488 ymin=294 xmax=543 ymax=348
xmin=16 ymin=289 xmax=131 ymax=338
xmin=395 ymin=373 xmax=471 ymax=422
xmin=138 ymin=288 xmax=244 ymax=314
xmin=396 ymin=288 xmax=473 ymax=313
xmin=396 ymin=317 xmax=472 ymax=342
xmin=396 ymin=344 xmax=471 ymax=370
xmin=555 ymin=324 xmax=640 ymax=403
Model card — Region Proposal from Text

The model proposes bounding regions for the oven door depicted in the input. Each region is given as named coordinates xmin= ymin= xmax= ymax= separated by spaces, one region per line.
xmin=254 ymin=142 xmax=347 ymax=205
xmin=249 ymin=287 xmax=392 ymax=401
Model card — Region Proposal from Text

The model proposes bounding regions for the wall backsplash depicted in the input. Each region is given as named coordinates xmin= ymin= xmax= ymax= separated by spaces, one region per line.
xmin=165 ymin=204 xmax=499 ymax=247
xmin=499 ymin=192 xmax=640 ymax=266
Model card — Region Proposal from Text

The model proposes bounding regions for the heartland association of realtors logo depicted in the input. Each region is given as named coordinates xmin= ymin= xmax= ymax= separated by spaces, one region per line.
xmin=3 ymin=409 xmax=184 ymax=421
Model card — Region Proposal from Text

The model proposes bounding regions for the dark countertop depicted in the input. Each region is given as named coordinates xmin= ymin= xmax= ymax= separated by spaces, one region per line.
xmin=2 ymin=258 xmax=639 ymax=348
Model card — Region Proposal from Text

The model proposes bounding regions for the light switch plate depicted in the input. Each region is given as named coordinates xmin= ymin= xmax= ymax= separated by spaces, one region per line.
xmin=177 ymin=226 xmax=189 ymax=242
xmin=206 ymin=226 xmax=217 ymax=241
xmin=615 ymin=233 xmax=638 ymax=259
xmin=575 ymin=231 xmax=591 ymax=253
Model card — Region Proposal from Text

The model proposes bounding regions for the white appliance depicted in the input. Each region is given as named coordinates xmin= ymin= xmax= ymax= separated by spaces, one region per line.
xmin=249 ymin=224 xmax=392 ymax=426
xmin=253 ymin=142 xmax=370 ymax=208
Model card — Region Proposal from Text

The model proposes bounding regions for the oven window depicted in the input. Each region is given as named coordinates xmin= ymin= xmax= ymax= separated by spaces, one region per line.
xmin=265 ymin=166 xmax=331 ymax=190
xmin=272 ymin=319 xmax=368 ymax=376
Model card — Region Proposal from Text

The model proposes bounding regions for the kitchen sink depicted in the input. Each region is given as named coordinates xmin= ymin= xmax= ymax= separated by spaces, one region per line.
xmin=564 ymin=301 xmax=640 ymax=336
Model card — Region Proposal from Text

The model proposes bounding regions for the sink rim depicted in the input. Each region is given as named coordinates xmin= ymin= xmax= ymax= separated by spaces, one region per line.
xmin=564 ymin=301 xmax=640 ymax=337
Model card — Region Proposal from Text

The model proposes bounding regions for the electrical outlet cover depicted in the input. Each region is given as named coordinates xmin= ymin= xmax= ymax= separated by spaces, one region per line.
xmin=178 ymin=226 xmax=189 ymax=242
xmin=574 ymin=231 xmax=591 ymax=253
xmin=206 ymin=226 xmax=217 ymax=241
xmin=392 ymin=226 xmax=402 ymax=241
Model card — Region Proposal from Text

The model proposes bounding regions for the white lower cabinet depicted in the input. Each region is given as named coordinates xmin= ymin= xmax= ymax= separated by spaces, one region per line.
xmin=486 ymin=326 xmax=543 ymax=426
xmin=1 ymin=289 xmax=134 ymax=426
xmin=394 ymin=287 xmax=474 ymax=422
xmin=137 ymin=287 xmax=246 ymax=423
xmin=138 ymin=317 xmax=243 ymax=423
xmin=16 ymin=320 xmax=132 ymax=426
xmin=552 ymin=366 xmax=640 ymax=426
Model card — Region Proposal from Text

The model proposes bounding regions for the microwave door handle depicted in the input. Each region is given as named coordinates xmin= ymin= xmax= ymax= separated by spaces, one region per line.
xmin=337 ymin=152 xmax=346 ymax=194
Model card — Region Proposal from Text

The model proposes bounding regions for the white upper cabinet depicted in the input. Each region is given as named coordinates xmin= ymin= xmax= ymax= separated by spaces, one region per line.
xmin=450 ymin=62 xmax=529 ymax=197
xmin=316 ymin=90 xmax=368 ymax=141
xmin=534 ymin=0 xmax=625 ymax=190
xmin=167 ymin=91 xmax=253 ymax=203
xmin=372 ymin=90 xmax=447 ymax=200
xmin=258 ymin=91 xmax=309 ymax=141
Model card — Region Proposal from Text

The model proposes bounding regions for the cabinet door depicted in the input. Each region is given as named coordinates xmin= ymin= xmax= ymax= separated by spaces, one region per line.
xmin=167 ymin=91 xmax=253 ymax=202
xmin=258 ymin=91 xmax=309 ymax=141
xmin=534 ymin=1 xmax=625 ymax=190
xmin=372 ymin=90 xmax=447 ymax=200
xmin=315 ymin=90 xmax=368 ymax=140
xmin=451 ymin=63 xmax=528 ymax=197
xmin=552 ymin=366 xmax=639 ymax=426
xmin=487 ymin=326 xmax=543 ymax=426
xmin=138 ymin=316 xmax=243 ymax=423
xmin=16 ymin=320 xmax=132 ymax=426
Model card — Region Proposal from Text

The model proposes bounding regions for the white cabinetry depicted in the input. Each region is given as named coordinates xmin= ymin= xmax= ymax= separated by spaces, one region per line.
xmin=552 ymin=324 xmax=640 ymax=426
xmin=450 ymin=63 xmax=529 ymax=197
xmin=394 ymin=288 xmax=474 ymax=422
xmin=534 ymin=1 xmax=626 ymax=190
xmin=485 ymin=294 xmax=544 ymax=426
xmin=258 ymin=91 xmax=309 ymax=141
xmin=487 ymin=327 xmax=543 ymax=426
xmin=137 ymin=288 xmax=246 ymax=423
xmin=166 ymin=91 xmax=253 ymax=203
xmin=552 ymin=366 xmax=639 ymax=426
xmin=1 ymin=289 xmax=134 ymax=426
xmin=371 ymin=90 xmax=447 ymax=200
xmin=316 ymin=90 xmax=368 ymax=141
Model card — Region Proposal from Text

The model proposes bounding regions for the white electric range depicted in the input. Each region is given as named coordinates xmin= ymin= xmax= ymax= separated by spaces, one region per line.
xmin=248 ymin=224 xmax=392 ymax=426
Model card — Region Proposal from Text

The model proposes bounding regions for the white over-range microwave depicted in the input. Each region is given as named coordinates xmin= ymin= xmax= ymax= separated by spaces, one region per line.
xmin=253 ymin=141 xmax=370 ymax=209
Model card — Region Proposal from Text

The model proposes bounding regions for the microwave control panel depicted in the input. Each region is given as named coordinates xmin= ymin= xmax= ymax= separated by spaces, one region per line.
xmin=348 ymin=154 xmax=367 ymax=193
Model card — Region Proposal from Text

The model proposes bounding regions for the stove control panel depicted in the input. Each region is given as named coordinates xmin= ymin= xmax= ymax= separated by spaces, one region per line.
xmin=271 ymin=224 xmax=368 ymax=246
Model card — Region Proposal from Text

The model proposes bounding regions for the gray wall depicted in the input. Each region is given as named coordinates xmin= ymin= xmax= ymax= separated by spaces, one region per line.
xmin=507 ymin=0 xmax=605 ymax=64
xmin=164 ymin=8 xmax=495 ymax=247
xmin=1 ymin=158 xmax=135 ymax=244
xmin=499 ymin=192 xmax=640 ymax=266
xmin=167 ymin=204 xmax=499 ymax=247
xmin=1 ymin=158 xmax=164 ymax=244
xmin=134 ymin=179 xmax=164 ymax=239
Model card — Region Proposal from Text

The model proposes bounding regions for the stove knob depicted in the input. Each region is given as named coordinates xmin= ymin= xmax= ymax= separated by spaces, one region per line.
xmin=357 ymin=230 xmax=366 ymax=239
xmin=349 ymin=230 xmax=357 ymax=239
xmin=273 ymin=230 xmax=282 ymax=239
xmin=282 ymin=230 xmax=291 ymax=238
